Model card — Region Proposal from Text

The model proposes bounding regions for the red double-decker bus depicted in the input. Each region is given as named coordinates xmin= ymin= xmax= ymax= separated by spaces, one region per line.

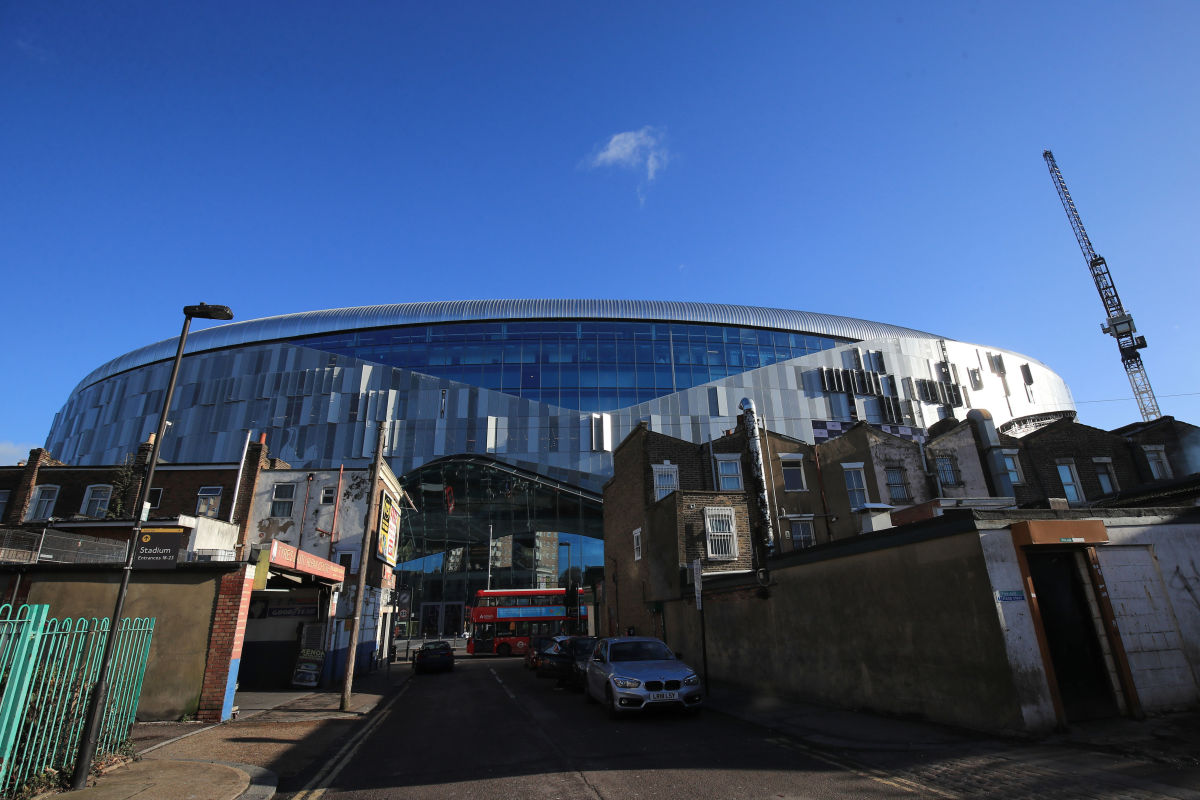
xmin=467 ymin=588 xmax=587 ymax=656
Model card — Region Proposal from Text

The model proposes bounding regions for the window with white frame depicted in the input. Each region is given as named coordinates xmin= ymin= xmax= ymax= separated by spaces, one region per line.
xmin=788 ymin=518 xmax=814 ymax=549
xmin=25 ymin=486 xmax=59 ymax=521
xmin=1056 ymin=461 xmax=1085 ymax=504
xmin=885 ymin=468 xmax=910 ymax=503
xmin=321 ymin=486 xmax=337 ymax=504
xmin=0 ymin=489 xmax=9 ymax=521
xmin=632 ymin=527 xmax=642 ymax=561
xmin=81 ymin=485 xmax=113 ymax=518
xmin=703 ymin=507 xmax=737 ymax=560
xmin=715 ymin=454 xmax=743 ymax=491
xmin=1142 ymin=446 xmax=1173 ymax=480
xmin=196 ymin=486 xmax=222 ymax=518
xmin=1001 ymin=450 xmax=1024 ymax=485
xmin=842 ymin=465 xmax=867 ymax=509
xmin=652 ymin=462 xmax=679 ymax=501
xmin=780 ymin=454 xmax=806 ymax=491
xmin=271 ymin=483 xmax=296 ymax=517
xmin=1093 ymin=458 xmax=1119 ymax=495
xmin=934 ymin=454 xmax=960 ymax=486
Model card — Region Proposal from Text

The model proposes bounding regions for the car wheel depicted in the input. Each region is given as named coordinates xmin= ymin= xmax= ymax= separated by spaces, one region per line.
xmin=496 ymin=643 xmax=511 ymax=657
xmin=605 ymin=687 xmax=621 ymax=720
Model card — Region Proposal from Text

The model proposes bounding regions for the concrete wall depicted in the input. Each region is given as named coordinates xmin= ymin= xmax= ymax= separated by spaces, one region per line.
xmin=17 ymin=567 xmax=230 ymax=720
xmin=1103 ymin=516 xmax=1200 ymax=710
xmin=662 ymin=527 xmax=1034 ymax=734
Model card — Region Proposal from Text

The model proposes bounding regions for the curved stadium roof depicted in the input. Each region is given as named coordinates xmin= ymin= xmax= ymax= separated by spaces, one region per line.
xmin=77 ymin=299 xmax=943 ymax=392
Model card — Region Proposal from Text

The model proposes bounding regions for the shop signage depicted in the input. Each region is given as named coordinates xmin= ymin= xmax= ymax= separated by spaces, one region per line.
xmin=269 ymin=539 xmax=346 ymax=582
xmin=132 ymin=527 xmax=185 ymax=569
xmin=292 ymin=647 xmax=326 ymax=688
xmin=377 ymin=492 xmax=401 ymax=567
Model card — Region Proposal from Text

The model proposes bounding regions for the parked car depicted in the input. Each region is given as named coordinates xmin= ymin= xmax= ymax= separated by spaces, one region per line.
xmin=566 ymin=636 xmax=598 ymax=690
xmin=412 ymin=640 xmax=455 ymax=674
xmin=535 ymin=635 xmax=583 ymax=683
xmin=584 ymin=637 xmax=702 ymax=717
xmin=524 ymin=636 xmax=556 ymax=670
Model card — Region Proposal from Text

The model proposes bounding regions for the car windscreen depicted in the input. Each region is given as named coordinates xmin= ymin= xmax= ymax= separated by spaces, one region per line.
xmin=424 ymin=642 xmax=451 ymax=652
xmin=609 ymin=641 xmax=673 ymax=661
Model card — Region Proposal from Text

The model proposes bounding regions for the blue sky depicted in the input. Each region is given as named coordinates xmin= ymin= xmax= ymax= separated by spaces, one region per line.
xmin=3 ymin=2 xmax=1198 ymax=462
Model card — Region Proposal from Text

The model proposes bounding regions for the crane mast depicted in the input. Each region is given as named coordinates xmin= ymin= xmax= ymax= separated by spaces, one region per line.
xmin=1042 ymin=150 xmax=1161 ymax=422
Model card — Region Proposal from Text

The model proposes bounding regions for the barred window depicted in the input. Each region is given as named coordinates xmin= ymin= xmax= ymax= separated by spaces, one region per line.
xmin=935 ymin=455 xmax=960 ymax=486
xmin=703 ymin=507 xmax=737 ymax=560
xmin=885 ymin=469 xmax=910 ymax=503
xmin=652 ymin=463 xmax=678 ymax=501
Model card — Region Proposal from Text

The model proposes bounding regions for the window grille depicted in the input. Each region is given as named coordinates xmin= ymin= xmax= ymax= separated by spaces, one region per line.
xmin=652 ymin=463 xmax=679 ymax=501
xmin=885 ymin=469 xmax=909 ymax=503
xmin=703 ymin=507 xmax=737 ymax=560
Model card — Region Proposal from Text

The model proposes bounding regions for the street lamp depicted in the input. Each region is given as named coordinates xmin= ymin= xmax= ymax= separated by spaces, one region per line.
xmin=558 ymin=540 xmax=575 ymax=635
xmin=72 ymin=302 xmax=232 ymax=789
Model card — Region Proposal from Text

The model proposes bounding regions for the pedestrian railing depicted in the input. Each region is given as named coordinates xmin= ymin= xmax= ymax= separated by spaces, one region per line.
xmin=0 ymin=604 xmax=155 ymax=797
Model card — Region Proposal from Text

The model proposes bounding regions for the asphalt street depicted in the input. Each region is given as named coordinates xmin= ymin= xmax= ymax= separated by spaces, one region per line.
xmin=285 ymin=657 xmax=925 ymax=800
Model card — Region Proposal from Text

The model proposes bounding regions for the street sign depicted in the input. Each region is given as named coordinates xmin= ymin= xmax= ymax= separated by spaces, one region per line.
xmin=132 ymin=528 xmax=184 ymax=569
xmin=693 ymin=558 xmax=702 ymax=610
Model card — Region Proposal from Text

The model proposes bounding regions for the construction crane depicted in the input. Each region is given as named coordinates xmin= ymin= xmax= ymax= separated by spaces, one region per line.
xmin=1042 ymin=150 xmax=1161 ymax=422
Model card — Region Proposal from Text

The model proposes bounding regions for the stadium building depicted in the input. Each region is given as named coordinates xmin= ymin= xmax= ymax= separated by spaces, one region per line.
xmin=45 ymin=300 xmax=1075 ymax=627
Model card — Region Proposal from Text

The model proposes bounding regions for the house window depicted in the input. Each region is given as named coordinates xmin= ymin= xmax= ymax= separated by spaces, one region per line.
xmin=885 ymin=468 xmax=910 ymax=503
xmin=652 ymin=463 xmax=679 ymax=501
xmin=147 ymin=487 xmax=163 ymax=509
xmin=703 ymin=507 xmax=737 ymax=560
xmin=196 ymin=486 xmax=222 ymax=518
xmin=1001 ymin=450 xmax=1023 ymax=485
xmin=1143 ymin=446 xmax=1173 ymax=480
xmin=780 ymin=455 xmax=806 ymax=491
xmin=1056 ymin=461 xmax=1084 ymax=504
xmin=271 ymin=483 xmax=297 ymax=517
xmin=842 ymin=465 xmax=867 ymax=509
xmin=0 ymin=489 xmax=9 ymax=521
xmin=632 ymin=527 xmax=642 ymax=561
xmin=934 ymin=454 xmax=960 ymax=486
xmin=715 ymin=455 xmax=743 ymax=491
xmin=1094 ymin=458 xmax=1119 ymax=495
xmin=25 ymin=486 xmax=59 ymax=521
xmin=337 ymin=552 xmax=355 ymax=572
xmin=321 ymin=486 xmax=337 ymax=504
xmin=788 ymin=518 xmax=814 ymax=549
xmin=81 ymin=485 xmax=113 ymax=518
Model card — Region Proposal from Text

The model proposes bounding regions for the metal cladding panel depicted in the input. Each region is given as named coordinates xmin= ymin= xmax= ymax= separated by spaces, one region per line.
xmin=74 ymin=300 xmax=943 ymax=392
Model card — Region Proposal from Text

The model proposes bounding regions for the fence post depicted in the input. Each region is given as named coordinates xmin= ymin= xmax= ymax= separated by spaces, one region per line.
xmin=0 ymin=604 xmax=49 ymax=791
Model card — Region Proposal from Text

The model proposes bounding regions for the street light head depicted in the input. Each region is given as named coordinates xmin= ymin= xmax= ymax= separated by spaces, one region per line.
xmin=183 ymin=303 xmax=234 ymax=321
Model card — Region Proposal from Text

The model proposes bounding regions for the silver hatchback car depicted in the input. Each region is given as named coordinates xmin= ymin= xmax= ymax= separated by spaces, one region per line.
xmin=584 ymin=636 xmax=703 ymax=716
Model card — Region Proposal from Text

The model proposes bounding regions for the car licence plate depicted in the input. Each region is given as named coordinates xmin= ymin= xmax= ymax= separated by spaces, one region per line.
xmin=651 ymin=691 xmax=676 ymax=700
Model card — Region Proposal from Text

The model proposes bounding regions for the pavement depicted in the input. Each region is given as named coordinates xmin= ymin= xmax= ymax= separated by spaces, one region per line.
xmin=65 ymin=654 xmax=1200 ymax=800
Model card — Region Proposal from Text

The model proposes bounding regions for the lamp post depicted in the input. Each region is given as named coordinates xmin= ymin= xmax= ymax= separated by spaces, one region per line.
xmin=72 ymin=303 xmax=232 ymax=789
xmin=558 ymin=540 xmax=574 ymax=635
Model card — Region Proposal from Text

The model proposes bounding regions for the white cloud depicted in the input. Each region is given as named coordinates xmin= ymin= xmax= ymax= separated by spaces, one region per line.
xmin=0 ymin=441 xmax=39 ymax=466
xmin=590 ymin=126 xmax=670 ymax=184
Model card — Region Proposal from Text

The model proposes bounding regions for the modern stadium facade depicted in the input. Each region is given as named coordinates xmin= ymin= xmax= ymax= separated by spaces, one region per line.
xmin=45 ymin=300 xmax=1074 ymax=619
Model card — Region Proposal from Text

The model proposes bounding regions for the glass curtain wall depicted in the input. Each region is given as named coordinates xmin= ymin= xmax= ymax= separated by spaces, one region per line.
xmin=303 ymin=321 xmax=846 ymax=412
xmin=392 ymin=456 xmax=603 ymax=637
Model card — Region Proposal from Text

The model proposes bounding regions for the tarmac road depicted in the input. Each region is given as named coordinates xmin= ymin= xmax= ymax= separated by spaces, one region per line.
xmin=286 ymin=656 xmax=920 ymax=800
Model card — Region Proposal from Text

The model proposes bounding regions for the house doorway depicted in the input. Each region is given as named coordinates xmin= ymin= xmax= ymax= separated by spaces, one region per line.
xmin=1026 ymin=550 xmax=1120 ymax=722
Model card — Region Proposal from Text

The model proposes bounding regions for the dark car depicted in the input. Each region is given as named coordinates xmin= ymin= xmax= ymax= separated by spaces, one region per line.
xmin=566 ymin=636 xmax=598 ymax=690
xmin=412 ymin=640 xmax=455 ymax=674
xmin=524 ymin=636 xmax=556 ymax=670
xmin=537 ymin=635 xmax=597 ymax=687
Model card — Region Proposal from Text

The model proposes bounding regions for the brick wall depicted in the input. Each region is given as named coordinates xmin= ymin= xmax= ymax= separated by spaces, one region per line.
xmin=197 ymin=563 xmax=254 ymax=722
xmin=1015 ymin=420 xmax=1141 ymax=506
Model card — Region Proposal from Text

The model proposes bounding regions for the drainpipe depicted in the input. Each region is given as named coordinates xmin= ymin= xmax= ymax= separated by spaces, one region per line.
xmin=812 ymin=448 xmax=834 ymax=542
xmin=324 ymin=465 xmax=345 ymax=560
xmin=739 ymin=398 xmax=774 ymax=584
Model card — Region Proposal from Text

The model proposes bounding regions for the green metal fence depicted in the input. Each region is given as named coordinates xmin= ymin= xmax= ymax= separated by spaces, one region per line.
xmin=0 ymin=604 xmax=155 ymax=797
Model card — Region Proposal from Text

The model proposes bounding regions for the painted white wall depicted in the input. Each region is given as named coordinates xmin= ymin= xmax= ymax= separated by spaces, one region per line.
xmin=977 ymin=529 xmax=1058 ymax=731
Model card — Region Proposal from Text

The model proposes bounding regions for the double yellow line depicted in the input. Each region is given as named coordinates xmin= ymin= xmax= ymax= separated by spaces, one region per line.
xmin=292 ymin=683 xmax=411 ymax=800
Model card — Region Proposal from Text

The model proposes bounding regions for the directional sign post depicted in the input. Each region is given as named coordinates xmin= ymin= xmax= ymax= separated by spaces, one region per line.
xmin=132 ymin=527 xmax=184 ymax=569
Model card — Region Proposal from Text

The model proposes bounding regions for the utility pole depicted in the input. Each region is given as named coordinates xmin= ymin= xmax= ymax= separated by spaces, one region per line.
xmin=341 ymin=424 xmax=386 ymax=711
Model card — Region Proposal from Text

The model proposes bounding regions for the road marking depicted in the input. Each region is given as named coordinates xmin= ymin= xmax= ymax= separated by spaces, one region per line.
xmin=292 ymin=683 xmax=410 ymax=800
xmin=489 ymin=667 xmax=516 ymax=700
xmin=765 ymin=736 xmax=959 ymax=799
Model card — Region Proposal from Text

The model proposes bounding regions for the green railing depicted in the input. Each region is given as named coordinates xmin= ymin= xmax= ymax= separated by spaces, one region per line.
xmin=0 ymin=604 xmax=154 ymax=797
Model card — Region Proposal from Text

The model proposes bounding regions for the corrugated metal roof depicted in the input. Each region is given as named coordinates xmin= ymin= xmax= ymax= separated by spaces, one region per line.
xmin=75 ymin=300 xmax=943 ymax=391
